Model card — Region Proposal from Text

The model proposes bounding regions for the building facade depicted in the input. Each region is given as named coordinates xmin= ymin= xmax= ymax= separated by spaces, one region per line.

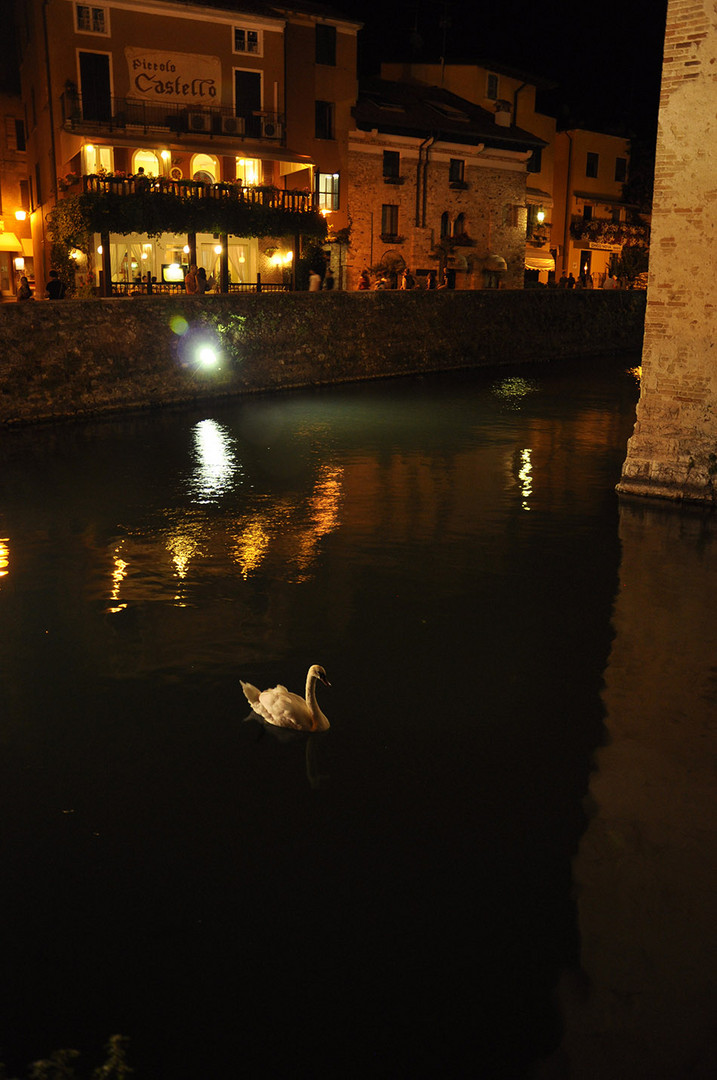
xmin=14 ymin=0 xmax=360 ymax=294
xmin=347 ymin=77 xmax=544 ymax=290
xmin=552 ymin=128 xmax=648 ymax=286
xmin=0 ymin=92 xmax=32 ymax=299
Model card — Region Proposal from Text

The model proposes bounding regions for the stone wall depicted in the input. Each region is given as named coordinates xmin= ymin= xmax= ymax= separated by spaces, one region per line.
xmin=0 ymin=289 xmax=645 ymax=425
xmin=347 ymin=136 xmax=528 ymax=291
xmin=618 ymin=0 xmax=717 ymax=504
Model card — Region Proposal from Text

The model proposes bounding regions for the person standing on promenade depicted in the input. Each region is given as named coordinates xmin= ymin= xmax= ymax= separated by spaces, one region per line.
xmin=45 ymin=270 xmax=66 ymax=299
xmin=309 ymin=269 xmax=322 ymax=291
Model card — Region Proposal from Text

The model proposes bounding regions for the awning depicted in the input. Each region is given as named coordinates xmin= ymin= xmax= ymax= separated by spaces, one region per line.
xmin=525 ymin=253 xmax=555 ymax=271
xmin=484 ymin=253 xmax=508 ymax=271
xmin=0 ymin=232 xmax=22 ymax=252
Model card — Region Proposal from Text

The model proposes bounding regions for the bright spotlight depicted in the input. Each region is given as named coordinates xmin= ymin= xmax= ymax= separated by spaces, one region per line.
xmin=197 ymin=345 xmax=219 ymax=368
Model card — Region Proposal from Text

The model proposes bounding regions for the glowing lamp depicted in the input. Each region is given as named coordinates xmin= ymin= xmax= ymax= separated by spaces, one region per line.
xmin=161 ymin=150 xmax=170 ymax=160
xmin=536 ymin=209 xmax=545 ymax=224
xmin=214 ymin=244 xmax=222 ymax=255
xmin=14 ymin=256 xmax=25 ymax=271
xmin=15 ymin=209 xmax=27 ymax=221
xmin=165 ymin=263 xmax=184 ymax=282
xmin=182 ymin=245 xmax=190 ymax=254
xmin=97 ymin=245 xmax=103 ymax=254
xmin=197 ymin=345 xmax=218 ymax=368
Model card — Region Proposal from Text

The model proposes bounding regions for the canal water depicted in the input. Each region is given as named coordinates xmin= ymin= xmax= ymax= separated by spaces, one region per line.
xmin=1 ymin=358 xmax=716 ymax=1078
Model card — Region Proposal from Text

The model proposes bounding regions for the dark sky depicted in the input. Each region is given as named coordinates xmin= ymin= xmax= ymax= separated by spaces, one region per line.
xmin=343 ymin=0 xmax=669 ymax=137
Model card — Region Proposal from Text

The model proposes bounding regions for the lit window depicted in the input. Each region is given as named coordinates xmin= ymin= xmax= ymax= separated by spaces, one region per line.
xmin=75 ymin=4 xmax=108 ymax=34
xmin=318 ymin=172 xmax=339 ymax=210
xmin=236 ymin=157 xmax=261 ymax=186
xmin=234 ymin=27 xmax=261 ymax=55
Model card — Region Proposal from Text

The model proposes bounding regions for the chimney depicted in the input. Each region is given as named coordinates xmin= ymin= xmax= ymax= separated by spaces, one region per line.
xmin=495 ymin=100 xmax=511 ymax=127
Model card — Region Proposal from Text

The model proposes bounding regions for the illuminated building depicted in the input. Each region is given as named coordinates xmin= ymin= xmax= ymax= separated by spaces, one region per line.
xmin=13 ymin=0 xmax=360 ymax=295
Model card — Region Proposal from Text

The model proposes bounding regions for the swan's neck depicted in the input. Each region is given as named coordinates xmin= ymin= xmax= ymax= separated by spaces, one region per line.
xmin=305 ymin=672 xmax=327 ymax=732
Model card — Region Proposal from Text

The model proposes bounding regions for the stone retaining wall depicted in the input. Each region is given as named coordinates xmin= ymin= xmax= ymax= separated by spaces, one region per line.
xmin=0 ymin=289 xmax=646 ymax=425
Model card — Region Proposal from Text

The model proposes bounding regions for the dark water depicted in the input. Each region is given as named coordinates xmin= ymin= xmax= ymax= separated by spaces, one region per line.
xmin=1 ymin=359 xmax=715 ymax=1078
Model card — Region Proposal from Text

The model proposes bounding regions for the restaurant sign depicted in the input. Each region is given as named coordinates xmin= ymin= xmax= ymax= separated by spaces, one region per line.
xmin=125 ymin=48 xmax=221 ymax=105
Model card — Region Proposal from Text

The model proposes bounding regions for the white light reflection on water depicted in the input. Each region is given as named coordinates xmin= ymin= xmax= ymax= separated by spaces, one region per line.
xmin=189 ymin=419 xmax=240 ymax=503
xmin=518 ymin=448 xmax=533 ymax=510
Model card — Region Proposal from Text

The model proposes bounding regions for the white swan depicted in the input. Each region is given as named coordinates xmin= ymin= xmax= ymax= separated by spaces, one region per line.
xmin=241 ymin=664 xmax=331 ymax=732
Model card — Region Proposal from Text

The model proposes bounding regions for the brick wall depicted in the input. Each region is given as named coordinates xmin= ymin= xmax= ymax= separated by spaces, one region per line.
xmin=618 ymin=0 xmax=717 ymax=504
xmin=0 ymin=290 xmax=645 ymax=425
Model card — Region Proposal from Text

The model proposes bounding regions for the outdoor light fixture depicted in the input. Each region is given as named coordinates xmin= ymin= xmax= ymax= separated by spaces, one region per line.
xmin=14 ymin=256 xmax=24 ymax=271
xmin=97 ymin=245 xmax=103 ymax=254
xmin=214 ymin=244 xmax=222 ymax=255
xmin=183 ymin=245 xmax=190 ymax=254
xmin=69 ymin=249 xmax=81 ymax=260
xmin=537 ymin=209 xmax=545 ymax=223
xmin=15 ymin=210 xmax=27 ymax=221
xmin=196 ymin=345 xmax=218 ymax=368
xmin=161 ymin=150 xmax=170 ymax=160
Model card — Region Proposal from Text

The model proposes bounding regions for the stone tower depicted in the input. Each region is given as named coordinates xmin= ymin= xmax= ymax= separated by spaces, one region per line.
xmin=618 ymin=0 xmax=717 ymax=504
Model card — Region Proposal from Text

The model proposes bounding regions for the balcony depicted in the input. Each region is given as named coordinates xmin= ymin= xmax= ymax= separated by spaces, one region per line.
xmin=79 ymin=174 xmax=316 ymax=215
xmin=570 ymin=216 xmax=650 ymax=245
xmin=60 ymin=91 xmax=284 ymax=142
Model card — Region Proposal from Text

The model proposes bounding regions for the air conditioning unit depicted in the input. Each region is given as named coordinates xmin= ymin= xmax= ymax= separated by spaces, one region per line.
xmin=221 ymin=115 xmax=246 ymax=135
xmin=261 ymin=118 xmax=282 ymax=139
xmin=187 ymin=112 xmax=211 ymax=133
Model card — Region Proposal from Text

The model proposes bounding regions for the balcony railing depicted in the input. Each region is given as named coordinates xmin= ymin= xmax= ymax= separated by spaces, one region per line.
xmin=570 ymin=216 xmax=650 ymax=245
xmin=78 ymin=174 xmax=315 ymax=214
xmin=60 ymin=91 xmax=284 ymax=141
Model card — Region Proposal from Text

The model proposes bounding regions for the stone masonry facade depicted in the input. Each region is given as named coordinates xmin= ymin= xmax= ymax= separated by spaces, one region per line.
xmin=347 ymin=135 xmax=529 ymax=291
xmin=618 ymin=0 xmax=717 ymax=503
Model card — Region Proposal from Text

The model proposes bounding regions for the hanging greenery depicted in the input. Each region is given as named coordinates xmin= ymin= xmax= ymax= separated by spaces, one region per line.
xmin=47 ymin=190 xmax=327 ymax=248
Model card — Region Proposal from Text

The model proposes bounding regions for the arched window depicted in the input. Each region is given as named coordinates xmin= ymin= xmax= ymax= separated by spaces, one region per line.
xmin=440 ymin=211 xmax=451 ymax=239
xmin=191 ymin=153 xmax=218 ymax=183
xmin=454 ymin=213 xmax=466 ymax=236
xmin=132 ymin=150 xmax=159 ymax=176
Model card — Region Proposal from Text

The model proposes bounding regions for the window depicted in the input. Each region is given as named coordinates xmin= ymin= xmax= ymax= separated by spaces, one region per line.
xmin=449 ymin=158 xmax=464 ymax=184
xmin=611 ymin=208 xmax=621 ymax=224
xmin=383 ymin=150 xmax=400 ymax=178
xmin=582 ymin=205 xmax=593 ymax=220
xmin=440 ymin=211 xmax=450 ymax=239
xmin=315 ymin=100 xmax=334 ymax=140
xmin=19 ymin=180 xmax=30 ymax=210
xmin=85 ymin=144 xmax=113 ymax=174
xmin=132 ymin=150 xmax=160 ymax=176
xmin=235 ymin=71 xmax=262 ymax=135
xmin=236 ymin=156 xmax=261 ymax=186
xmin=527 ymin=148 xmax=542 ymax=174
xmin=615 ymin=156 xmax=627 ymax=183
xmin=190 ymin=153 xmax=218 ymax=183
xmin=79 ymin=52 xmax=111 ymax=122
xmin=4 ymin=117 xmax=25 ymax=151
xmin=234 ymin=27 xmax=261 ymax=55
xmin=381 ymin=203 xmax=399 ymax=238
xmin=316 ymin=24 xmax=336 ymax=66
xmin=486 ymin=73 xmax=499 ymax=100
xmin=318 ymin=172 xmax=339 ymax=211
xmin=586 ymin=152 xmax=599 ymax=178
xmin=454 ymin=212 xmax=466 ymax=236
xmin=75 ymin=4 xmax=108 ymax=35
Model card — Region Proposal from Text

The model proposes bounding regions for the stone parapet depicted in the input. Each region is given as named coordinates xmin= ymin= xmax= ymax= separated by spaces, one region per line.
xmin=0 ymin=290 xmax=645 ymax=426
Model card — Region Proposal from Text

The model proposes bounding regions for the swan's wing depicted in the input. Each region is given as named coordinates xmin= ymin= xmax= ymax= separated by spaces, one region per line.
xmin=241 ymin=680 xmax=261 ymax=706
xmin=257 ymin=685 xmax=312 ymax=730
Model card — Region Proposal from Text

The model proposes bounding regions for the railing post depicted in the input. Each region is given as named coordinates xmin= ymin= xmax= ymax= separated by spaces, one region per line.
xmin=187 ymin=233 xmax=197 ymax=270
xmin=256 ymin=272 xmax=262 ymax=294
xmin=219 ymin=233 xmax=229 ymax=293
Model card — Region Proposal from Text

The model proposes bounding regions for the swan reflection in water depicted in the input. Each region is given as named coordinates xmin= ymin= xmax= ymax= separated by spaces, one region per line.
xmin=241 ymin=664 xmax=331 ymax=788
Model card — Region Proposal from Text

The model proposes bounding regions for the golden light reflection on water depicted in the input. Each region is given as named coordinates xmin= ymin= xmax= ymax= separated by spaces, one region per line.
xmin=106 ymin=545 xmax=129 ymax=613
xmin=0 ymin=538 xmax=9 ymax=579
xmin=105 ymin=462 xmax=345 ymax=606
